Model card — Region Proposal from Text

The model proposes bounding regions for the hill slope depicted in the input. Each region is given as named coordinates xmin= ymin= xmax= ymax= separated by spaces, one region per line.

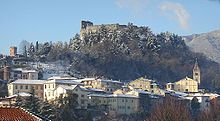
xmin=68 ymin=23 xmax=220 ymax=90
xmin=184 ymin=29 xmax=220 ymax=63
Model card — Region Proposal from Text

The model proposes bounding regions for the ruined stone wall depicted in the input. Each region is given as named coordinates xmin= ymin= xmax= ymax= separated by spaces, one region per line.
xmin=80 ymin=20 xmax=127 ymax=40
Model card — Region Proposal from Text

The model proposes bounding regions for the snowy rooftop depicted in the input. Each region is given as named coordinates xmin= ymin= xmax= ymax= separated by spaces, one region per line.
xmin=22 ymin=70 xmax=38 ymax=73
xmin=83 ymin=87 xmax=106 ymax=92
xmin=98 ymin=79 xmax=123 ymax=84
xmin=57 ymin=85 xmax=78 ymax=90
xmin=89 ymin=93 xmax=139 ymax=98
xmin=11 ymin=79 xmax=46 ymax=85
xmin=81 ymin=78 xmax=96 ymax=81
xmin=186 ymin=92 xmax=220 ymax=97
xmin=45 ymin=79 xmax=82 ymax=85
xmin=12 ymin=68 xmax=37 ymax=73
xmin=6 ymin=92 xmax=31 ymax=99
xmin=165 ymin=90 xmax=188 ymax=97
xmin=48 ymin=75 xmax=77 ymax=80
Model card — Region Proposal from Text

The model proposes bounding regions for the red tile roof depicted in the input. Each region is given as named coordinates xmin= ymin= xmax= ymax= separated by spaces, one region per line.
xmin=0 ymin=107 xmax=42 ymax=121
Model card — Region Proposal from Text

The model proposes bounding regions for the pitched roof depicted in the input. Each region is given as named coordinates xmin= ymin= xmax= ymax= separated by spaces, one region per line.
xmin=0 ymin=107 xmax=42 ymax=121
xmin=11 ymin=79 xmax=46 ymax=85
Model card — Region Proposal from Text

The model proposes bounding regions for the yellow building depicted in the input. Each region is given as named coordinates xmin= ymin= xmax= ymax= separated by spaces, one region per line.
xmin=128 ymin=77 xmax=165 ymax=95
xmin=166 ymin=77 xmax=198 ymax=92
xmin=128 ymin=77 xmax=153 ymax=91
xmin=88 ymin=94 xmax=139 ymax=115
xmin=82 ymin=78 xmax=123 ymax=93
xmin=7 ymin=79 xmax=46 ymax=99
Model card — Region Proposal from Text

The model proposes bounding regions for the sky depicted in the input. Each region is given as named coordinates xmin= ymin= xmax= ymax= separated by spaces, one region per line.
xmin=0 ymin=0 xmax=220 ymax=54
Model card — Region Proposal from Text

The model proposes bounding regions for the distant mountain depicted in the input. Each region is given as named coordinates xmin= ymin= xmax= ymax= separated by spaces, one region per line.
xmin=184 ymin=29 xmax=220 ymax=63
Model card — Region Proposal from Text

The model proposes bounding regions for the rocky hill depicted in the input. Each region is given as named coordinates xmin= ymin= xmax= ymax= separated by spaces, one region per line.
xmin=184 ymin=29 xmax=220 ymax=63
xmin=68 ymin=23 xmax=220 ymax=90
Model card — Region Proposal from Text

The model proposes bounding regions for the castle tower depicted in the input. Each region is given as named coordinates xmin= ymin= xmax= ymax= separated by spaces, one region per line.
xmin=3 ymin=66 xmax=10 ymax=81
xmin=193 ymin=58 xmax=201 ymax=85
xmin=9 ymin=46 xmax=17 ymax=57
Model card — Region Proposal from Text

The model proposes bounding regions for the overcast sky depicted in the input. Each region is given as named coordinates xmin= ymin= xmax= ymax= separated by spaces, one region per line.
xmin=0 ymin=0 xmax=220 ymax=54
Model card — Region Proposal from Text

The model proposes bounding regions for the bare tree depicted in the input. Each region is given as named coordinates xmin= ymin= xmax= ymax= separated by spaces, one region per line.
xmin=147 ymin=96 xmax=192 ymax=121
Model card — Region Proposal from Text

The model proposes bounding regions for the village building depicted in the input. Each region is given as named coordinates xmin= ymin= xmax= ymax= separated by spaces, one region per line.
xmin=82 ymin=78 xmax=123 ymax=93
xmin=166 ymin=77 xmax=198 ymax=93
xmin=88 ymin=93 xmax=139 ymax=115
xmin=7 ymin=79 xmax=46 ymax=99
xmin=44 ymin=76 xmax=82 ymax=101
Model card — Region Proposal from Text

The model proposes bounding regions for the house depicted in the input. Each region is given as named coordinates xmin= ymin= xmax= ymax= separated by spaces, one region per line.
xmin=82 ymin=78 xmax=123 ymax=93
xmin=88 ymin=93 xmax=139 ymax=115
xmin=128 ymin=77 xmax=153 ymax=91
xmin=0 ymin=107 xmax=43 ymax=121
xmin=128 ymin=77 xmax=165 ymax=95
xmin=10 ymin=68 xmax=39 ymax=80
xmin=0 ymin=92 xmax=31 ymax=107
xmin=44 ymin=76 xmax=82 ymax=101
xmin=54 ymin=85 xmax=90 ymax=109
xmin=8 ymin=79 xmax=46 ymax=99
xmin=166 ymin=77 xmax=198 ymax=93
xmin=185 ymin=92 xmax=219 ymax=111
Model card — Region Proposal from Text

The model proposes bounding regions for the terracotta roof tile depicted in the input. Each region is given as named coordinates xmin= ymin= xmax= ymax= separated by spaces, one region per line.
xmin=0 ymin=107 xmax=42 ymax=121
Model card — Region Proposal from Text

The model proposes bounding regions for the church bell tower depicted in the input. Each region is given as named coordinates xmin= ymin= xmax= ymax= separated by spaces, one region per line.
xmin=193 ymin=58 xmax=201 ymax=85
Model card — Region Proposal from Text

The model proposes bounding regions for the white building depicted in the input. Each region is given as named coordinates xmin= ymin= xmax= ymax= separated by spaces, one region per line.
xmin=55 ymin=85 xmax=90 ymax=109
xmin=44 ymin=76 xmax=82 ymax=101
xmin=185 ymin=92 xmax=219 ymax=111
xmin=8 ymin=79 xmax=46 ymax=99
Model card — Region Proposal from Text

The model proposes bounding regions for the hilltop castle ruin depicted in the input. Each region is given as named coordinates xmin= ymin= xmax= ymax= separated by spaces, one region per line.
xmin=80 ymin=20 xmax=130 ymax=40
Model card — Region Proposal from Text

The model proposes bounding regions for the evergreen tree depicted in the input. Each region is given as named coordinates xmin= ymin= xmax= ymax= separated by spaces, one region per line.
xmin=36 ymin=41 xmax=39 ymax=52
xmin=15 ymin=92 xmax=22 ymax=107
xmin=24 ymin=87 xmax=40 ymax=114
xmin=191 ymin=97 xmax=200 ymax=117
xmin=57 ymin=91 xmax=79 ymax=121
xmin=39 ymin=100 xmax=57 ymax=120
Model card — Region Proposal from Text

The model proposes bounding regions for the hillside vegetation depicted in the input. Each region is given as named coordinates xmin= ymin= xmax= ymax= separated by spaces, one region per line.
xmin=22 ymin=23 xmax=220 ymax=91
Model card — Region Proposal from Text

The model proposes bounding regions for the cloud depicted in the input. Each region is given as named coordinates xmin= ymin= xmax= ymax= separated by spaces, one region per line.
xmin=160 ymin=1 xmax=190 ymax=30
xmin=115 ymin=0 xmax=149 ymax=17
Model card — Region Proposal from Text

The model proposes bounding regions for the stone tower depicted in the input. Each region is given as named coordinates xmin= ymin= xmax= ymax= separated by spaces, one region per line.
xmin=3 ymin=66 xmax=10 ymax=81
xmin=9 ymin=46 xmax=17 ymax=57
xmin=193 ymin=58 xmax=201 ymax=85
xmin=81 ymin=20 xmax=93 ymax=29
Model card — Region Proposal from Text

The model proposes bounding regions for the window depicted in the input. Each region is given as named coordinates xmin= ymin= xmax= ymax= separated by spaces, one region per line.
xmin=45 ymin=85 xmax=46 ymax=89
xmin=131 ymin=100 xmax=133 ymax=103
xmin=127 ymin=106 xmax=130 ymax=109
xmin=81 ymin=94 xmax=85 ymax=98
xmin=75 ymin=89 xmax=78 ymax=91
xmin=25 ymin=85 xmax=28 ymax=89
xmin=48 ymin=92 xmax=50 ymax=97
xmin=15 ymin=85 xmax=18 ymax=89
xmin=20 ymin=85 xmax=23 ymax=89
xmin=49 ymin=84 xmax=50 ymax=89
xmin=122 ymin=99 xmax=124 ymax=102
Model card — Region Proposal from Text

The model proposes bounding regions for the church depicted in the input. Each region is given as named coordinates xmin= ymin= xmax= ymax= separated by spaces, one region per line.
xmin=166 ymin=59 xmax=200 ymax=93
